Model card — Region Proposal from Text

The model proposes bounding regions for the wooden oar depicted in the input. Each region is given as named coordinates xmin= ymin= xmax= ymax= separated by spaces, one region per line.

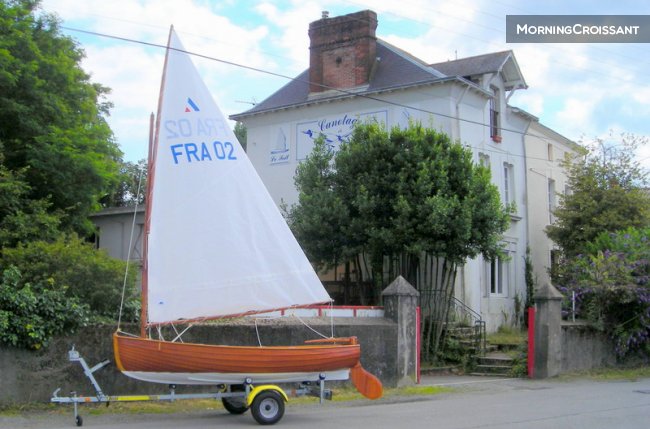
xmin=350 ymin=363 xmax=383 ymax=399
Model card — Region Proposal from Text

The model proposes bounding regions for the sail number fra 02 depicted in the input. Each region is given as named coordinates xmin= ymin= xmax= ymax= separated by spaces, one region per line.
xmin=164 ymin=118 xmax=238 ymax=164
xmin=170 ymin=141 xmax=238 ymax=164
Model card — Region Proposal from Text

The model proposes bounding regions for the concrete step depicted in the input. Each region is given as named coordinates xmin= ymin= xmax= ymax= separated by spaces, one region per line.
xmin=469 ymin=371 xmax=512 ymax=377
xmin=474 ymin=352 xmax=514 ymax=376
xmin=420 ymin=365 xmax=460 ymax=376
xmin=490 ymin=342 xmax=523 ymax=352
xmin=473 ymin=364 xmax=513 ymax=375
xmin=446 ymin=330 xmax=479 ymax=339
xmin=485 ymin=344 xmax=499 ymax=353
xmin=477 ymin=354 xmax=513 ymax=366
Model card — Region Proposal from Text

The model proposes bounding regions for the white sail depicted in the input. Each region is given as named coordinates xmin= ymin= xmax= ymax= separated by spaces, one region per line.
xmin=146 ymin=29 xmax=330 ymax=324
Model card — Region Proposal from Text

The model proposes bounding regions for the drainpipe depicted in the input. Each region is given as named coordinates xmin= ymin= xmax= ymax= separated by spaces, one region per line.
xmin=484 ymin=73 xmax=498 ymax=141
xmin=455 ymin=85 xmax=470 ymax=141
xmin=522 ymin=120 xmax=532 ymax=249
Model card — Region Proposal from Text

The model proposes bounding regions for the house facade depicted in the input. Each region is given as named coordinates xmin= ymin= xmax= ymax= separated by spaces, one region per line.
xmin=518 ymin=115 xmax=579 ymax=288
xmin=231 ymin=10 xmax=577 ymax=332
xmin=90 ymin=206 xmax=144 ymax=263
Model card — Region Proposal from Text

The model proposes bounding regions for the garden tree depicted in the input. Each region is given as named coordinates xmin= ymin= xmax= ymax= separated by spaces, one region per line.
xmin=546 ymin=133 xmax=650 ymax=258
xmin=289 ymin=122 xmax=510 ymax=361
xmin=0 ymin=150 xmax=60 ymax=248
xmin=0 ymin=2 xmax=139 ymax=349
xmin=102 ymin=158 xmax=147 ymax=207
xmin=234 ymin=121 xmax=247 ymax=151
xmin=0 ymin=0 xmax=122 ymax=234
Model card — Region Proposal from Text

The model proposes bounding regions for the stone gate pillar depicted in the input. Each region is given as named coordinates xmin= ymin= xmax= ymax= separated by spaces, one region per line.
xmin=382 ymin=276 xmax=419 ymax=386
xmin=533 ymin=283 xmax=564 ymax=378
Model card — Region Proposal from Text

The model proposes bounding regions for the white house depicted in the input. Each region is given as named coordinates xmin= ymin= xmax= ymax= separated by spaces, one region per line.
xmin=89 ymin=10 xmax=578 ymax=332
xmin=231 ymin=10 xmax=577 ymax=332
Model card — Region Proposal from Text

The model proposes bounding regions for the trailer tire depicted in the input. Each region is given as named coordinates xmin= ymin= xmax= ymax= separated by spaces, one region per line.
xmin=75 ymin=415 xmax=83 ymax=427
xmin=251 ymin=390 xmax=285 ymax=425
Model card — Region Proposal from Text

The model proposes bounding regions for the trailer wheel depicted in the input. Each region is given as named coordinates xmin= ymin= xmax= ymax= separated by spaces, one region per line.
xmin=75 ymin=415 xmax=83 ymax=427
xmin=250 ymin=390 xmax=285 ymax=425
xmin=222 ymin=396 xmax=249 ymax=414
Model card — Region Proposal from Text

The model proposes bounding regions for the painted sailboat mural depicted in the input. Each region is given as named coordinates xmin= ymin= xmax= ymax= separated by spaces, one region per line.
xmin=113 ymin=28 xmax=382 ymax=400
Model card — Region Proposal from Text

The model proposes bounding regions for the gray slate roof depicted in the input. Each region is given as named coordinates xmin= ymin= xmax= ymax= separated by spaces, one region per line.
xmin=230 ymin=41 xmax=518 ymax=120
xmin=430 ymin=50 xmax=513 ymax=78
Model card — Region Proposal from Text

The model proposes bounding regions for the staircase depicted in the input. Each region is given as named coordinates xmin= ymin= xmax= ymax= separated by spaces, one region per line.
xmin=471 ymin=334 xmax=526 ymax=377
xmin=473 ymin=352 xmax=515 ymax=376
xmin=432 ymin=298 xmax=487 ymax=371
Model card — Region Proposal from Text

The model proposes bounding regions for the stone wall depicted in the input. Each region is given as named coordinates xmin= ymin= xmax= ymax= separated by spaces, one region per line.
xmin=560 ymin=322 xmax=616 ymax=373
xmin=1 ymin=276 xmax=422 ymax=405
xmin=533 ymin=283 xmax=618 ymax=378
xmin=0 ymin=318 xmax=396 ymax=405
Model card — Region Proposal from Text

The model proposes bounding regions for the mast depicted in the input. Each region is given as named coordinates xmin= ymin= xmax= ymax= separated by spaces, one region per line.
xmin=140 ymin=26 xmax=174 ymax=338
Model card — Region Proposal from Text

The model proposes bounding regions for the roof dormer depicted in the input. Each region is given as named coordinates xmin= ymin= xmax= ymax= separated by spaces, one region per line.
xmin=430 ymin=50 xmax=527 ymax=92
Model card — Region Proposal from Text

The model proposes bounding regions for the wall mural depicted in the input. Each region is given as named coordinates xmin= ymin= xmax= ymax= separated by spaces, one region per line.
xmin=270 ymin=127 xmax=290 ymax=165
xmin=294 ymin=110 xmax=388 ymax=161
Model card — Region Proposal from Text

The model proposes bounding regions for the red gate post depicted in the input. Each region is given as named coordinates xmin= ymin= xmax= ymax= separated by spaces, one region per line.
xmin=416 ymin=306 xmax=421 ymax=384
xmin=527 ymin=306 xmax=535 ymax=378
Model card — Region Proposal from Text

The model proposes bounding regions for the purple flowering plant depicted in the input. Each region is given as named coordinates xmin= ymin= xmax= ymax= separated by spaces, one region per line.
xmin=555 ymin=227 xmax=650 ymax=359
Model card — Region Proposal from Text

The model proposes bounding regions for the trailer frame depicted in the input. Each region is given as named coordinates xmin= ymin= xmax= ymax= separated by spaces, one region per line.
xmin=51 ymin=346 xmax=332 ymax=426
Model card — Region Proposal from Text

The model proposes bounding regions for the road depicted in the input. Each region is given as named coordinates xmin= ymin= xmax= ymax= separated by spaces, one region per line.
xmin=2 ymin=376 xmax=649 ymax=428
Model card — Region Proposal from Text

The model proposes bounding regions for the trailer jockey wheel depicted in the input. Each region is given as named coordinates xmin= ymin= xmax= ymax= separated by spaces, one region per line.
xmin=222 ymin=397 xmax=249 ymax=414
xmin=222 ymin=384 xmax=249 ymax=414
xmin=75 ymin=415 xmax=83 ymax=427
xmin=251 ymin=390 xmax=285 ymax=425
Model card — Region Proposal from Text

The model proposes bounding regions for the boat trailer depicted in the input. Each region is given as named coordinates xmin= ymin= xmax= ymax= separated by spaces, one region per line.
xmin=51 ymin=346 xmax=333 ymax=426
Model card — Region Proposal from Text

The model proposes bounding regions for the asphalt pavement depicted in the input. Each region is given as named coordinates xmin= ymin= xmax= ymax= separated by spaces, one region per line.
xmin=2 ymin=374 xmax=649 ymax=428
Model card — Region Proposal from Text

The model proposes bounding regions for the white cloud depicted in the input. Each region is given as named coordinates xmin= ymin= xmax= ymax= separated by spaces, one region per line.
xmin=37 ymin=0 xmax=650 ymax=168
xmin=554 ymin=96 xmax=600 ymax=138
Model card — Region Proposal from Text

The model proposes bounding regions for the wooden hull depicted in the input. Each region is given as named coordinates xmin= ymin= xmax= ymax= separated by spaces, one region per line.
xmin=113 ymin=332 xmax=382 ymax=399
xmin=114 ymin=332 xmax=360 ymax=378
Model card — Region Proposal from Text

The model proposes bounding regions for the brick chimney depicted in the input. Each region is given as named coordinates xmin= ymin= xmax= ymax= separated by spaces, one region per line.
xmin=308 ymin=10 xmax=378 ymax=93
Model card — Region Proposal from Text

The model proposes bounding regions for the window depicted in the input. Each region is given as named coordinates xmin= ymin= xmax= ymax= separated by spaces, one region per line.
xmin=490 ymin=86 xmax=501 ymax=142
xmin=550 ymin=249 xmax=561 ymax=283
xmin=548 ymin=178 xmax=556 ymax=224
xmin=479 ymin=152 xmax=490 ymax=169
xmin=489 ymin=255 xmax=511 ymax=296
xmin=550 ymin=249 xmax=561 ymax=274
xmin=547 ymin=143 xmax=554 ymax=161
xmin=503 ymin=163 xmax=514 ymax=206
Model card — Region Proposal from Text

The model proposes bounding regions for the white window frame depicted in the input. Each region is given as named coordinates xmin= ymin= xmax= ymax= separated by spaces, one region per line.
xmin=490 ymin=86 xmax=501 ymax=142
xmin=548 ymin=178 xmax=556 ymax=224
xmin=488 ymin=251 xmax=513 ymax=297
xmin=479 ymin=152 xmax=490 ymax=169
xmin=503 ymin=162 xmax=514 ymax=206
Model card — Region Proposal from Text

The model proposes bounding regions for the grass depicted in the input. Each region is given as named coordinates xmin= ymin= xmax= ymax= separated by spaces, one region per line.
xmin=559 ymin=366 xmax=650 ymax=382
xmin=0 ymin=384 xmax=454 ymax=418
xmin=487 ymin=326 xmax=526 ymax=346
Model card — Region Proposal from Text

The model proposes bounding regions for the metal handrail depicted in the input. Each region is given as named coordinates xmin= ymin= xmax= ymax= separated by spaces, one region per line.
xmin=448 ymin=297 xmax=487 ymax=356
xmin=418 ymin=289 xmax=487 ymax=357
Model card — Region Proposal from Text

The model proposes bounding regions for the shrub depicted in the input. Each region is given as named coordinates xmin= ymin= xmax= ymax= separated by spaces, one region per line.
xmin=0 ymin=266 xmax=89 ymax=350
xmin=1 ymin=234 xmax=138 ymax=320
xmin=557 ymin=228 xmax=650 ymax=359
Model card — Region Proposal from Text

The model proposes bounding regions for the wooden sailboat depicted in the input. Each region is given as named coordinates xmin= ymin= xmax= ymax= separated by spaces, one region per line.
xmin=113 ymin=27 xmax=382 ymax=400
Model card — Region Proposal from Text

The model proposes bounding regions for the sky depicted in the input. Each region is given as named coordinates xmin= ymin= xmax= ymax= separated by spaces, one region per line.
xmin=39 ymin=0 xmax=650 ymax=169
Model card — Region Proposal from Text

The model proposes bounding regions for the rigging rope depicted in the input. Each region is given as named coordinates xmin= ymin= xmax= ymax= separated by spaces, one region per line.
xmin=116 ymin=165 xmax=146 ymax=331
xmin=293 ymin=313 xmax=330 ymax=340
